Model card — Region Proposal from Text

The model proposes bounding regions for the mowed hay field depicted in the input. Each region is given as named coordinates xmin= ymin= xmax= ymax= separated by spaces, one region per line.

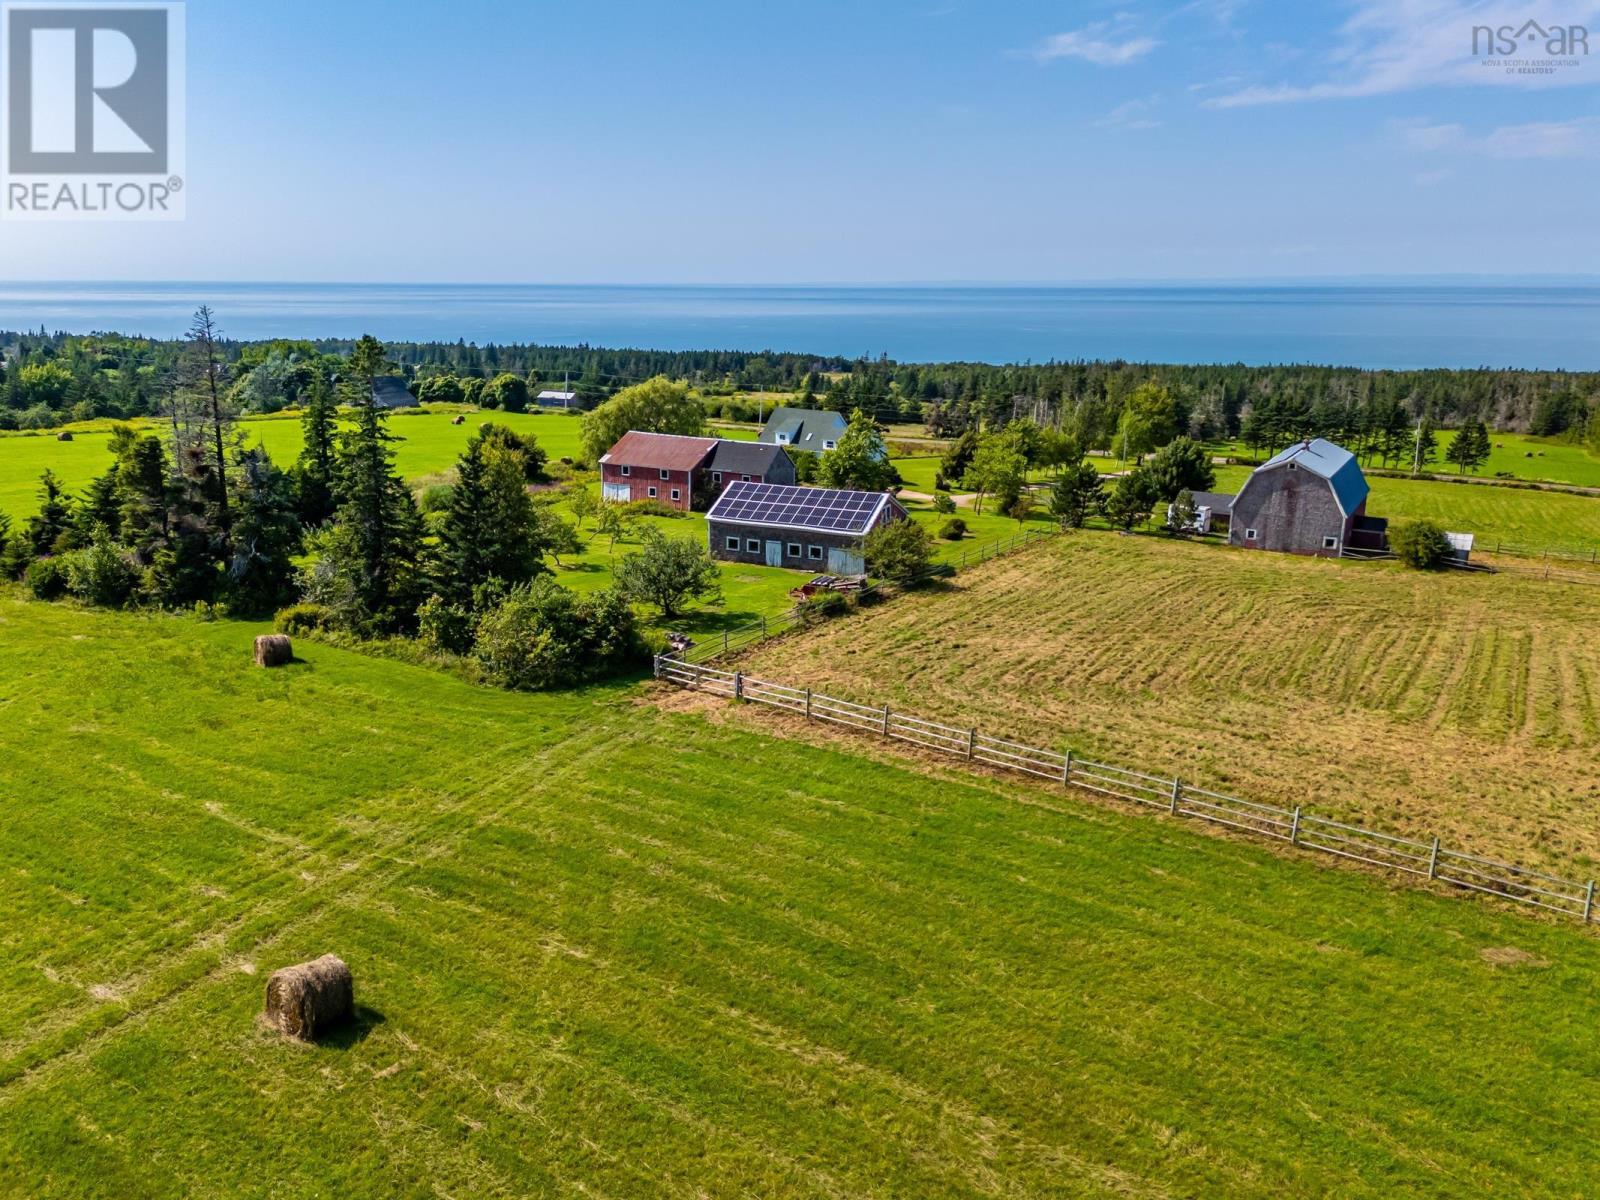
xmin=5 ymin=597 xmax=1600 ymax=1196
xmin=742 ymin=534 xmax=1600 ymax=876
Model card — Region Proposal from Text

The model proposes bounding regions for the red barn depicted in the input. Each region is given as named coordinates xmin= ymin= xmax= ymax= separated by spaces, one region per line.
xmin=598 ymin=431 xmax=795 ymax=511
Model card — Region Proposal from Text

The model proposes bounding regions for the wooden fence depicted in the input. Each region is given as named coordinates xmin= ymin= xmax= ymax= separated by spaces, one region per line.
xmin=654 ymin=657 xmax=1599 ymax=926
xmin=674 ymin=527 xmax=1056 ymax=666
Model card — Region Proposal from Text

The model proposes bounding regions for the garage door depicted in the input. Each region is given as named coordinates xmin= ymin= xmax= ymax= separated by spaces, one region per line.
xmin=827 ymin=547 xmax=864 ymax=575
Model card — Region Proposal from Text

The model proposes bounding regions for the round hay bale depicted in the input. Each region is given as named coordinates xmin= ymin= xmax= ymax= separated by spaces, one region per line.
xmin=56 ymin=431 xmax=74 ymax=442
xmin=254 ymin=633 xmax=293 ymax=667
xmin=264 ymin=954 xmax=354 ymax=1041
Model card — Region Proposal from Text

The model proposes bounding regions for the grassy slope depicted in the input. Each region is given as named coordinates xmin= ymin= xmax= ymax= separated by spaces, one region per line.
xmin=742 ymin=534 xmax=1600 ymax=876
xmin=1 ymin=595 xmax=1599 ymax=1197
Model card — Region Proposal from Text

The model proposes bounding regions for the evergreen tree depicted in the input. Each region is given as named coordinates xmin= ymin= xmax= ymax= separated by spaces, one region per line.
xmin=429 ymin=433 xmax=546 ymax=608
xmin=1449 ymin=421 xmax=1491 ymax=474
xmin=1049 ymin=459 xmax=1104 ymax=529
xmin=24 ymin=470 xmax=74 ymax=557
xmin=295 ymin=373 xmax=339 ymax=525
xmin=74 ymin=466 xmax=124 ymax=544
xmin=225 ymin=447 xmax=303 ymax=615
xmin=334 ymin=335 xmax=423 ymax=630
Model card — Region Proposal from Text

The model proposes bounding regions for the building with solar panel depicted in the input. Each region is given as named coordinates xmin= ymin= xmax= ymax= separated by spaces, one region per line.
xmin=705 ymin=481 xmax=908 ymax=574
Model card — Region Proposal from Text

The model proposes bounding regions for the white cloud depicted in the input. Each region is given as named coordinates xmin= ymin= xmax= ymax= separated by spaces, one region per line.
xmin=1032 ymin=23 xmax=1158 ymax=66
xmin=1096 ymin=95 xmax=1164 ymax=128
xmin=1203 ymin=0 xmax=1600 ymax=107
xmin=1394 ymin=114 xmax=1600 ymax=157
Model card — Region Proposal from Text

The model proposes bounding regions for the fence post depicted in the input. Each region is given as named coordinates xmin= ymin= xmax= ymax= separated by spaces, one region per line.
xmin=694 ymin=663 xmax=703 ymax=690
xmin=1170 ymin=778 xmax=1182 ymax=816
xmin=882 ymin=705 xmax=891 ymax=736
xmin=1585 ymin=880 xmax=1595 ymax=924
xmin=734 ymin=671 xmax=744 ymax=701
xmin=804 ymin=688 xmax=812 ymax=719
xmin=653 ymin=654 xmax=661 ymax=680
xmin=1062 ymin=751 xmax=1074 ymax=785
xmin=966 ymin=728 xmax=977 ymax=760
xmin=1427 ymin=837 xmax=1441 ymax=880
xmin=1290 ymin=806 xmax=1302 ymax=846
xmin=723 ymin=630 xmax=730 ymax=653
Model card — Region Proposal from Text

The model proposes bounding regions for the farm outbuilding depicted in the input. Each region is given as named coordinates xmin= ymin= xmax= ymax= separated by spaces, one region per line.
xmin=599 ymin=431 xmax=795 ymax=511
xmin=536 ymin=389 xmax=578 ymax=409
xmin=371 ymin=376 xmax=418 ymax=409
xmin=706 ymin=481 xmax=906 ymax=574
xmin=1229 ymin=439 xmax=1375 ymax=557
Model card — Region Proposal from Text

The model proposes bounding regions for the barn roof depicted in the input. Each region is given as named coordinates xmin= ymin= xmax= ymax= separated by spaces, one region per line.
xmin=706 ymin=481 xmax=901 ymax=535
xmin=600 ymin=431 xmax=718 ymax=471
xmin=707 ymin=440 xmax=789 ymax=476
xmin=1190 ymin=491 xmax=1236 ymax=512
xmin=1257 ymin=439 xmax=1369 ymax=516
xmin=371 ymin=376 xmax=418 ymax=409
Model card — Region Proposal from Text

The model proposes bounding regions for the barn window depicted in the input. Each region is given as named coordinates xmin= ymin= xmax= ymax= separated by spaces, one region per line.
xmin=787 ymin=542 xmax=801 ymax=557
xmin=712 ymin=471 xmax=722 ymax=483
xmin=823 ymin=440 xmax=837 ymax=451
xmin=725 ymin=536 xmax=740 ymax=551
xmin=659 ymin=468 xmax=670 ymax=480
xmin=741 ymin=474 xmax=751 ymax=481
xmin=746 ymin=539 xmax=760 ymax=553
xmin=647 ymin=486 xmax=658 ymax=498
xmin=671 ymin=488 xmax=681 ymax=501
xmin=1245 ymin=528 xmax=1258 ymax=540
xmin=620 ymin=465 xmax=631 ymax=477
xmin=1287 ymin=462 xmax=1298 ymax=471
xmin=808 ymin=545 xmax=824 ymax=560
xmin=1323 ymin=536 xmax=1339 ymax=549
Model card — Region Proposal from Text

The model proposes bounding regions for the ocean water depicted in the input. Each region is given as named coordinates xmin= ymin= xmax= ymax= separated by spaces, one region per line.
xmin=0 ymin=282 xmax=1595 ymax=370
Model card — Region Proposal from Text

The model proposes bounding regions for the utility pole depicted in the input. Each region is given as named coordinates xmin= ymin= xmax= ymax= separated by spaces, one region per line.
xmin=1412 ymin=413 xmax=1425 ymax=476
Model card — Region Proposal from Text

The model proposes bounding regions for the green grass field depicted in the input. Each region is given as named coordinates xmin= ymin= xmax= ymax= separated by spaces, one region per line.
xmin=743 ymin=533 xmax=1600 ymax=877
xmin=1207 ymin=430 xmax=1600 ymax=488
xmin=3 ymin=593 xmax=1600 ymax=1197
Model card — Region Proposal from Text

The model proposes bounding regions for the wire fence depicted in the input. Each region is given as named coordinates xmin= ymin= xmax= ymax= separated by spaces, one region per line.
xmin=654 ymin=657 xmax=1600 ymax=926
xmin=672 ymin=526 xmax=1056 ymax=666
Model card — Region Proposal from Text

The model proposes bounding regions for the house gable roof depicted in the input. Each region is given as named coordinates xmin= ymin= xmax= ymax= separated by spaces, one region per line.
xmin=599 ymin=431 xmax=718 ymax=472
xmin=758 ymin=407 xmax=848 ymax=453
xmin=706 ymin=481 xmax=904 ymax=535
xmin=1253 ymin=438 xmax=1369 ymax=517
xmin=707 ymin=440 xmax=789 ymax=476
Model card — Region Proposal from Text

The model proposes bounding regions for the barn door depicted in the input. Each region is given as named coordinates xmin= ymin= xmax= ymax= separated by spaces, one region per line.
xmin=764 ymin=540 xmax=784 ymax=567
xmin=827 ymin=547 xmax=864 ymax=576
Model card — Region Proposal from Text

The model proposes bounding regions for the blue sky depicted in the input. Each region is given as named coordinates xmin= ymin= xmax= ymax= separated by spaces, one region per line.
xmin=4 ymin=0 xmax=1598 ymax=283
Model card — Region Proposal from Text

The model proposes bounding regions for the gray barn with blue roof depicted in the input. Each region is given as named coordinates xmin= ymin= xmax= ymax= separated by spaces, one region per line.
xmin=1228 ymin=439 xmax=1379 ymax=557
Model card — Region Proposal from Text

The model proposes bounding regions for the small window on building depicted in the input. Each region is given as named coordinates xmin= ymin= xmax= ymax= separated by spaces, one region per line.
xmin=1287 ymin=462 xmax=1298 ymax=471
xmin=746 ymin=539 xmax=760 ymax=553
xmin=725 ymin=536 xmax=740 ymax=551
xmin=823 ymin=440 xmax=837 ymax=451
xmin=659 ymin=468 xmax=670 ymax=480
xmin=712 ymin=471 xmax=722 ymax=483
xmin=647 ymin=486 xmax=658 ymax=498
xmin=620 ymin=465 xmax=631 ymax=477
xmin=741 ymin=474 xmax=751 ymax=482
xmin=787 ymin=542 xmax=801 ymax=557
xmin=776 ymin=432 xmax=791 ymax=445
xmin=671 ymin=488 xmax=681 ymax=501
xmin=808 ymin=545 xmax=824 ymax=560
xmin=1245 ymin=528 xmax=1258 ymax=540
xmin=1323 ymin=536 xmax=1339 ymax=550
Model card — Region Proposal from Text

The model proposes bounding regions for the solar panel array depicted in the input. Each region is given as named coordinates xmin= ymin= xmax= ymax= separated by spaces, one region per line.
xmin=708 ymin=482 xmax=885 ymax=534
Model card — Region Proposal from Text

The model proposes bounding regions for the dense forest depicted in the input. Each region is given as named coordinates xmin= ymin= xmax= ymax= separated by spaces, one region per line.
xmin=4 ymin=326 xmax=1599 ymax=453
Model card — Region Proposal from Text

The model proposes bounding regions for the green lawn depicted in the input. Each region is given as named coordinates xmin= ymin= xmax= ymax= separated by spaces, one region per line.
xmin=2 ymin=595 xmax=1599 ymax=1197
xmin=1208 ymin=431 xmax=1600 ymax=489
xmin=1212 ymin=465 xmax=1600 ymax=555
xmin=0 ymin=409 xmax=758 ymax=520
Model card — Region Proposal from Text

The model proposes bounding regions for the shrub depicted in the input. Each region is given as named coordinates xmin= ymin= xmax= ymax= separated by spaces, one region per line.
xmin=938 ymin=517 xmax=967 ymax=541
xmin=798 ymin=591 xmax=849 ymax=624
xmin=24 ymin=556 xmax=67 ymax=600
xmin=1389 ymin=519 xmax=1452 ymax=570
xmin=932 ymin=490 xmax=956 ymax=514
xmin=864 ymin=518 xmax=935 ymax=586
xmin=618 ymin=499 xmax=686 ymax=520
xmin=472 ymin=579 xmax=646 ymax=690
xmin=274 ymin=602 xmax=336 ymax=635
xmin=417 ymin=483 xmax=455 ymax=515
xmin=417 ymin=593 xmax=474 ymax=654
xmin=62 ymin=532 xmax=139 ymax=608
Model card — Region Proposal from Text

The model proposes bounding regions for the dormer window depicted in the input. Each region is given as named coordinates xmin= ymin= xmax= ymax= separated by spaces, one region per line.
xmin=823 ymin=440 xmax=837 ymax=451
